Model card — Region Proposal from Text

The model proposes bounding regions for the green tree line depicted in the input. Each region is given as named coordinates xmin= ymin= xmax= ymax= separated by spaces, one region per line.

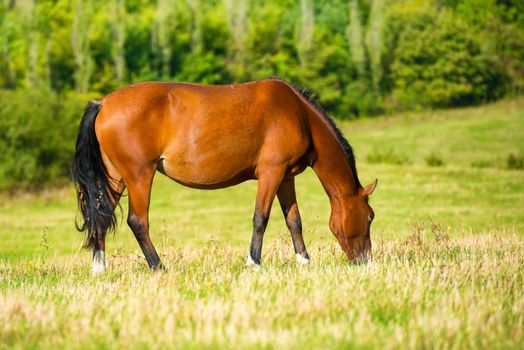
xmin=1 ymin=0 xmax=523 ymax=189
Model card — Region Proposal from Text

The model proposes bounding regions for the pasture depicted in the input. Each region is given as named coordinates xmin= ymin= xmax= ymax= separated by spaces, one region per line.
xmin=1 ymin=98 xmax=523 ymax=349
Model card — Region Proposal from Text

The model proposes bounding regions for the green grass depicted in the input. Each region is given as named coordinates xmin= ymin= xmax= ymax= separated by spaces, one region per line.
xmin=347 ymin=98 xmax=524 ymax=169
xmin=1 ymin=97 xmax=523 ymax=349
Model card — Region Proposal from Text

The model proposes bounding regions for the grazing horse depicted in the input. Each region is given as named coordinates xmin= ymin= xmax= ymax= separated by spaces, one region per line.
xmin=71 ymin=78 xmax=377 ymax=274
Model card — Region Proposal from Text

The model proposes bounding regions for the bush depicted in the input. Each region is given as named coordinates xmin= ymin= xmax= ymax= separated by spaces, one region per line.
xmin=382 ymin=6 xmax=506 ymax=110
xmin=425 ymin=153 xmax=444 ymax=167
xmin=366 ymin=148 xmax=410 ymax=165
xmin=0 ymin=89 xmax=88 ymax=190
xmin=470 ymin=160 xmax=496 ymax=169
xmin=507 ymin=153 xmax=524 ymax=170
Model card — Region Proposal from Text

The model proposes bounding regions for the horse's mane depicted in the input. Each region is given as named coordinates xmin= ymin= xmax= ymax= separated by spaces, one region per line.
xmin=269 ymin=77 xmax=362 ymax=188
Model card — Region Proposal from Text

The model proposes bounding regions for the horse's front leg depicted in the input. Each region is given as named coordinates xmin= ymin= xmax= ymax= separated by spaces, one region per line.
xmin=246 ymin=168 xmax=286 ymax=268
xmin=277 ymin=178 xmax=310 ymax=265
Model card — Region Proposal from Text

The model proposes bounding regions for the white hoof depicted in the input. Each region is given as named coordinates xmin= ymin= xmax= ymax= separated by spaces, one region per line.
xmin=245 ymin=255 xmax=261 ymax=270
xmin=296 ymin=253 xmax=310 ymax=265
xmin=92 ymin=250 xmax=106 ymax=275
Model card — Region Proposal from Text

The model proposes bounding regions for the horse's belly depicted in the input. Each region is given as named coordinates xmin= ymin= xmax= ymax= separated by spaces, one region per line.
xmin=158 ymin=147 xmax=257 ymax=189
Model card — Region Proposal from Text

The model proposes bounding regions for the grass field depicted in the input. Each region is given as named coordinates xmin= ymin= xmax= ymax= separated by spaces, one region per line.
xmin=1 ymin=97 xmax=523 ymax=349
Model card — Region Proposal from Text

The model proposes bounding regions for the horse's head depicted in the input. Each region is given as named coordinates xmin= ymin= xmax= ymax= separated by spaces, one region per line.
xmin=330 ymin=179 xmax=377 ymax=263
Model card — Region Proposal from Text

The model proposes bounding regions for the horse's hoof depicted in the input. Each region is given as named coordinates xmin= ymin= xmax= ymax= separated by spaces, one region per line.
xmin=296 ymin=253 xmax=310 ymax=266
xmin=91 ymin=250 xmax=106 ymax=275
xmin=245 ymin=255 xmax=261 ymax=270
xmin=153 ymin=263 xmax=166 ymax=272
xmin=91 ymin=264 xmax=106 ymax=275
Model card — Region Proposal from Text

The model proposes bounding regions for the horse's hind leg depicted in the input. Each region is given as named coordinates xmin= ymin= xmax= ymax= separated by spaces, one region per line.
xmin=92 ymin=154 xmax=125 ymax=274
xmin=124 ymin=165 xmax=163 ymax=270
xmin=277 ymin=178 xmax=309 ymax=265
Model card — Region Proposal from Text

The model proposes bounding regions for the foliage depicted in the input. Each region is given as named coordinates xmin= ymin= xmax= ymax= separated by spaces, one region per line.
xmin=1 ymin=0 xmax=524 ymax=189
xmin=507 ymin=153 xmax=524 ymax=170
xmin=0 ymin=89 xmax=87 ymax=190
xmin=0 ymin=0 xmax=522 ymax=112
xmin=425 ymin=152 xmax=444 ymax=167
xmin=382 ymin=4 xmax=505 ymax=110
xmin=366 ymin=148 xmax=410 ymax=165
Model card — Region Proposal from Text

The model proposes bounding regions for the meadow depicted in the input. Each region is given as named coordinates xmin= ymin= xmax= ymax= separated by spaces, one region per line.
xmin=1 ymin=97 xmax=523 ymax=349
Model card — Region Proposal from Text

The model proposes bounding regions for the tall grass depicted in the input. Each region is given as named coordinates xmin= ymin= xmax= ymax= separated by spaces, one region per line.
xmin=1 ymin=233 xmax=522 ymax=349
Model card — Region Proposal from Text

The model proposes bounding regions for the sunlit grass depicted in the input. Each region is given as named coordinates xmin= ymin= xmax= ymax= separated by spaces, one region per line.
xmin=1 ymin=233 xmax=522 ymax=349
xmin=345 ymin=96 xmax=524 ymax=169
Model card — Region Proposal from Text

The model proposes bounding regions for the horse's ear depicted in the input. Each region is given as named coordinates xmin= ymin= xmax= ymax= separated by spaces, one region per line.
xmin=361 ymin=179 xmax=378 ymax=196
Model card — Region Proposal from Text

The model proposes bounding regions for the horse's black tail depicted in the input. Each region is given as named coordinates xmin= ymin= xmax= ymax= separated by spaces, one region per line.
xmin=71 ymin=100 xmax=119 ymax=249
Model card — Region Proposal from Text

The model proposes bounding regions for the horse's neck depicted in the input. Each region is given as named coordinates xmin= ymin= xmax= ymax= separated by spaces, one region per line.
xmin=308 ymin=110 xmax=359 ymax=206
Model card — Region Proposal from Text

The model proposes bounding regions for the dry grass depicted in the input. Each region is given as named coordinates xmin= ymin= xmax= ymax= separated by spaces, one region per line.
xmin=1 ymin=232 xmax=523 ymax=349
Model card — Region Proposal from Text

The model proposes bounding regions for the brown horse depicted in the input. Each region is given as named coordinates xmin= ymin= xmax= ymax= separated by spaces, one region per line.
xmin=71 ymin=78 xmax=377 ymax=274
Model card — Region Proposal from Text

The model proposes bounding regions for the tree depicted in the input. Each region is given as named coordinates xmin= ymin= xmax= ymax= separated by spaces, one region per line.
xmin=0 ymin=0 xmax=16 ymax=88
xmin=298 ymin=0 xmax=314 ymax=68
xmin=111 ymin=0 xmax=126 ymax=84
xmin=346 ymin=0 xmax=365 ymax=79
xmin=187 ymin=0 xmax=203 ymax=53
xmin=226 ymin=0 xmax=247 ymax=80
xmin=152 ymin=0 xmax=177 ymax=79
xmin=71 ymin=0 xmax=93 ymax=93
xmin=366 ymin=0 xmax=385 ymax=94
xmin=383 ymin=6 xmax=504 ymax=109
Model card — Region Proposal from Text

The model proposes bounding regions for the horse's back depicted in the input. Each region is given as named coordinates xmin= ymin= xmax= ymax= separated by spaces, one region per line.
xmin=95 ymin=80 xmax=312 ymax=188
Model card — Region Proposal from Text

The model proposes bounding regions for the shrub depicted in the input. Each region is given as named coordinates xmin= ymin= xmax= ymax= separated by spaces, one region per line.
xmin=366 ymin=148 xmax=410 ymax=165
xmin=382 ymin=5 xmax=506 ymax=110
xmin=470 ymin=160 xmax=496 ymax=169
xmin=507 ymin=153 xmax=524 ymax=170
xmin=0 ymin=89 xmax=89 ymax=190
xmin=425 ymin=153 xmax=444 ymax=167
